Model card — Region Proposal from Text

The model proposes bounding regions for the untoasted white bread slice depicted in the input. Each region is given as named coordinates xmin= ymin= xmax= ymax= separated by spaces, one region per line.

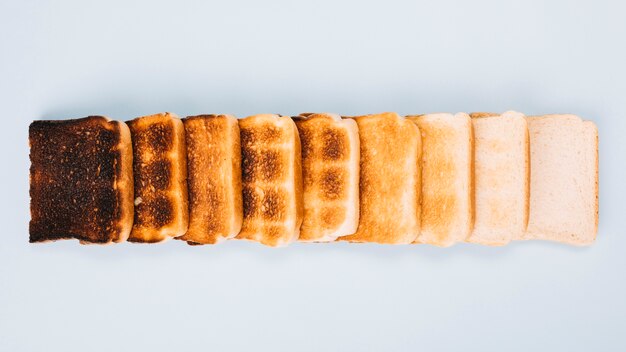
xmin=178 ymin=115 xmax=242 ymax=245
xmin=467 ymin=111 xmax=529 ymax=246
xmin=126 ymin=112 xmax=189 ymax=243
xmin=524 ymin=114 xmax=598 ymax=245
xmin=407 ymin=113 xmax=473 ymax=247
xmin=338 ymin=112 xmax=420 ymax=244
xmin=294 ymin=113 xmax=360 ymax=242
xmin=236 ymin=114 xmax=303 ymax=247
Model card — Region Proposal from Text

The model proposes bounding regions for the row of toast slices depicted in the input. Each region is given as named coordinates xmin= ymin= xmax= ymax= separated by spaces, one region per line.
xmin=28 ymin=111 xmax=598 ymax=247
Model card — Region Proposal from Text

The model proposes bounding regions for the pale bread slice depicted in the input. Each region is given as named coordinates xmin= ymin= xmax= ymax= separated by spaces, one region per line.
xmin=338 ymin=112 xmax=420 ymax=244
xmin=467 ymin=111 xmax=529 ymax=246
xmin=407 ymin=113 xmax=473 ymax=247
xmin=294 ymin=113 xmax=360 ymax=242
xmin=524 ymin=114 xmax=598 ymax=245
xmin=236 ymin=114 xmax=304 ymax=247
xmin=178 ymin=114 xmax=243 ymax=245
xmin=126 ymin=112 xmax=189 ymax=243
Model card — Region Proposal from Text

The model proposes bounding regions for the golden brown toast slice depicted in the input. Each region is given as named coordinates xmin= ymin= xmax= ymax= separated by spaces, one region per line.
xmin=467 ymin=111 xmax=529 ymax=246
xmin=236 ymin=114 xmax=303 ymax=247
xmin=29 ymin=116 xmax=133 ymax=244
xmin=177 ymin=114 xmax=243 ymax=245
xmin=126 ymin=112 xmax=189 ymax=243
xmin=294 ymin=113 xmax=360 ymax=242
xmin=338 ymin=112 xmax=421 ymax=244
xmin=407 ymin=113 xmax=473 ymax=247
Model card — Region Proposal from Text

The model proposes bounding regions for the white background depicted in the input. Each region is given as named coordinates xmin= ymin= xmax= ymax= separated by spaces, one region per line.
xmin=2 ymin=0 xmax=625 ymax=351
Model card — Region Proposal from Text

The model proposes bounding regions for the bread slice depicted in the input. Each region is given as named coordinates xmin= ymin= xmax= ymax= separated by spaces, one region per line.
xmin=29 ymin=116 xmax=133 ymax=244
xmin=466 ymin=111 xmax=529 ymax=245
xmin=126 ymin=112 xmax=189 ymax=243
xmin=338 ymin=112 xmax=420 ymax=244
xmin=407 ymin=113 xmax=473 ymax=247
xmin=523 ymin=114 xmax=598 ymax=245
xmin=293 ymin=113 xmax=359 ymax=242
xmin=177 ymin=114 xmax=242 ymax=245
xmin=236 ymin=114 xmax=303 ymax=247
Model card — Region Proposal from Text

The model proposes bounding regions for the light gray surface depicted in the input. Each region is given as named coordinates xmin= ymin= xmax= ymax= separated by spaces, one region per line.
xmin=1 ymin=0 xmax=625 ymax=351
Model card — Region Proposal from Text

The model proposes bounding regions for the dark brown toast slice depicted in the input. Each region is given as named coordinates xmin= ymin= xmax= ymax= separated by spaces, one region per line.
xmin=29 ymin=116 xmax=134 ymax=244
xmin=126 ymin=112 xmax=189 ymax=243
xmin=236 ymin=114 xmax=303 ymax=247
xmin=177 ymin=114 xmax=242 ymax=245
xmin=293 ymin=113 xmax=360 ymax=242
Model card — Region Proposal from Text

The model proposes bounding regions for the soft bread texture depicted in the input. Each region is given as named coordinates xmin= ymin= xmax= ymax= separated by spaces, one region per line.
xmin=294 ymin=113 xmax=360 ymax=242
xmin=467 ymin=111 xmax=529 ymax=245
xmin=407 ymin=113 xmax=473 ymax=247
xmin=524 ymin=114 xmax=598 ymax=245
xmin=29 ymin=116 xmax=134 ymax=244
xmin=178 ymin=114 xmax=242 ymax=245
xmin=126 ymin=112 xmax=189 ymax=243
xmin=338 ymin=112 xmax=420 ymax=244
xmin=236 ymin=114 xmax=304 ymax=247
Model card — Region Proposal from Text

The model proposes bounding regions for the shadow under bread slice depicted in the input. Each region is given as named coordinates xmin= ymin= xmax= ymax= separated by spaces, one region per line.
xmin=29 ymin=116 xmax=133 ymax=244
xmin=126 ymin=112 xmax=188 ymax=243
xmin=177 ymin=114 xmax=242 ymax=245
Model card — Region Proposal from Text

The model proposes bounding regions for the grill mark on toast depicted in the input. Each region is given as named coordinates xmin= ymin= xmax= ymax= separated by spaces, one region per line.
xmin=145 ymin=122 xmax=173 ymax=153
xmin=260 ymin=188 xmax=286 ymax=221
xmin=321 ymin=206 xmax=345 ymax=228
xmin=321 ymin=128 xmax=347 ymax=161
xmin=242 ymin=185 xmax=259 ymax=218
xmin=320 ymin=167 xmax=346 ymax=200
xmin=259 ymin=150 xmax=283 ymax=182
xmin=145 ymin=160 xmax=171 ymax=190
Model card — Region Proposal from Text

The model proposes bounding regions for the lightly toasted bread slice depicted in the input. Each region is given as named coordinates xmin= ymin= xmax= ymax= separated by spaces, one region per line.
xmin=407 ymin=113 xmax=473 ymax=247
xmin=236 ymin=114 xmax=303 ymax=247
xmin=466 ymin=111 xmax=529 ymax=246
xmin=177 ymin=114 xmax=243 ymax=245
xmin=338 ymin=112 xmax=421 ymax=244
xmin=293 ymin=113 xmax=360 ymax=242
xmin=126 ymin=112 xmax=189 ymax=243
xmin=29 ymin=116 xmax=133 ymax=244
xmin=523 ymin=114 xmax=598 ymax=245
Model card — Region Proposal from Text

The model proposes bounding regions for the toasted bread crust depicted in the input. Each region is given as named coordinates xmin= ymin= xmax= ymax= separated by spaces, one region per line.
xmin=338 ymin=112 xmax=420 ymax=244
xmin=469 ymin=112 xmax=498 ymax=118
xmin=126 ymin=113 xmax=189 ymax=243
xmin=29 ymin=116 xmax=133 ymax=244
xmin=178 ymin=114 xmax=243 ymax=244
xmin=116 ymin=121 xmax=134 ymax=242
xmin=236 ymin=114 xmax=303 ymax=247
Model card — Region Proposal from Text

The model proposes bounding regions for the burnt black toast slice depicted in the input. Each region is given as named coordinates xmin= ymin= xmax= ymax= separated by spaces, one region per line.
xmin=29 ymin=116 xmax=134 ymax=244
